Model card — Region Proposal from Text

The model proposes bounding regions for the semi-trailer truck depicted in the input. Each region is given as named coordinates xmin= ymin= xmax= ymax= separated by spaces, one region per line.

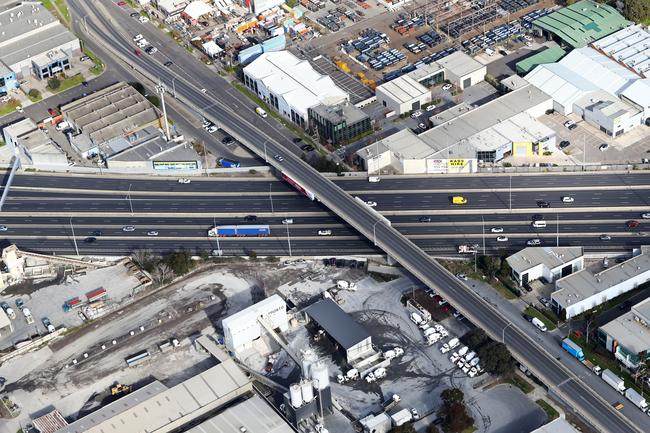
xmin=218 ymin=158 xmax=241 ymax=168
xmin=561 ymin=338 xmax=585 ymax=361
xmin=602 ymin=369 xmax=626 ymax=394
xmin=624 ymin=388 xmax=648 ymax=412
xmin=207 ymin=225 xmax=270 ymax=237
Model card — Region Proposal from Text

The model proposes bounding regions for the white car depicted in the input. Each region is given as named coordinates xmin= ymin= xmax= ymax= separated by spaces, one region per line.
xmin=641 ymin=213 xmax=650 ymax=219
xmin=450 ymin=352 xmax=460 ymax=363
xmin=282 ymin=219 xmax=293 ymax=224
xmin=442 ymin=83 xmax=453 ymax=91
xmin=366 ymin=201 xmax=377 ymax=207
xmin=562 ymin=196 xmax=574 ymax=203
xmin=410 ymin=111 xmax=422 ymax=118
xmin=563 ymin=120 xmax=577 ymax=130
xmin=0 ymin=226 xmax=7 ymax=231
xmin=133 ymin=34 xmax=144 ymax=42
xmin=490 ymin=227 xmax=503 ymax=233
xmin=139 ymin=16 xmax=150 ymax=23
xmin=147 ymin=231 xmax=159 ymax=236
xmin=318 ymin=230 xmax=332 ymax=236
xmin=496 ymin=236 xmax=508 ymax=242
xmin=178 ymin=178 xmax=191 ymax=184
xmin=207 ymin=125 xmax=218 ymax=133
xmin=410 ymin=408 xmax=419 ymax=420
xmin=425 ymin=104 xmax=436 ymax=112
xmin=137 ymin=39 xmax=148 ymax=48
xmin=15 ymin=105 xmax=23 ymax=113
xmin=122 ymin=226 xmax=135 ymax=232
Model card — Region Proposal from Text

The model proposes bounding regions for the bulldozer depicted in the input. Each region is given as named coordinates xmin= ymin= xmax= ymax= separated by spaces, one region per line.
xmin=111 ymin=383 xmax=131 ymax=396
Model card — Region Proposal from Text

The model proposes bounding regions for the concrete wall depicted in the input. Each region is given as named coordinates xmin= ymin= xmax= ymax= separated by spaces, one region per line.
xmin=346 ymin=336 xmax=373 ymax=362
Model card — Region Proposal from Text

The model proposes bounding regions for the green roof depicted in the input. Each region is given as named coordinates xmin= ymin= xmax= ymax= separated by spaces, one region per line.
xmin=516 ymin=45 xmax=566 ymax=74
xmin=533 ymin=0 xmax=632 ymax=48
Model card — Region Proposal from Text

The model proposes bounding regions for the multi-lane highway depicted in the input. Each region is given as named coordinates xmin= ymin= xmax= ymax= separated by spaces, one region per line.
xmin=18 ymin=1 xmax=650 ymax=432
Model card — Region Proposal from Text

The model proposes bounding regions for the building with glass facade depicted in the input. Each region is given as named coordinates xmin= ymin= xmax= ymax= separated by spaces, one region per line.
xmin=308 ymin=102 xmax=371 ymax=146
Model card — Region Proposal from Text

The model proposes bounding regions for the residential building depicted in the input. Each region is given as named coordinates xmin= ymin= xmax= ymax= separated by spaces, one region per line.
xmin=375 ymin=74 xmax=431 ymax=115
xmin=0 ymin=64 xmax=17 ymax=95
xmin=506 ymin=247 xmax=584 ymax=287
xmin=357 ymin=84 xmax=554 ymax=173
xmin=1 ymin=118 xmax=68 ymax=167
xmin=0 ymin=1 xmax=81 ymax=81
xmin=305 ymin=298 xmax=373 ymax=363
xmin=532 ymin=0 xmax=631 ymax=49
xmin=552 ymin=246 xmax=650 ymax=319
xmin=308 ymin=101 xmax=371 ymax=146
xmin=598 ymin=297 xmax=650 ymax=369
xmin=243 ymin=51 xmax=348 ymax=128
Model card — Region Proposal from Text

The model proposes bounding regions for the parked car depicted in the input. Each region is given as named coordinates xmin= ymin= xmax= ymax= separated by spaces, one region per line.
xmin=442 ymin=84 xmax=453 ymax=91
xmin=133 ymin=34 xmax=144 ymax=41
xmin=599 ymin=143 xmax=609 ymax=151
xmin=410 ymin=110 xmax=422 ymax=118
xmin=425 ymin=104 xmax=436 ymax=111
xmin=563 ymin=120 xmax=577 ymax=130
xmin=221 ymin=136 xmax=234 ymax=145
xmin=134 ymin=48 xmax=142 ymax=56
xmin=456 ymin=273 xmax=468 ymax=281
xmin=130 ymin=12 xmax=139 ymax=18
xmin=559 ymin=140 xmax=570 ymax=149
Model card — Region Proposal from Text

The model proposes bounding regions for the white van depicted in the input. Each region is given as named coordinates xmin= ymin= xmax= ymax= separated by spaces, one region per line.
xmin=532 ymin=220 xmax=547 ymax=228
xmin=532 ymin=317 xmax=547 ymax=332
xmin=368 ymin=176 xmax=380 ymax=183
xmin=485 ymin=47 xmax=495 ymax=56
xmin=255 ymin=107 xmax=267 ymax=118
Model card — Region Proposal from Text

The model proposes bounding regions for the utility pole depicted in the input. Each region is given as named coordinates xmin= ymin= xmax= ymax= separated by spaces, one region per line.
xmin=127 ymin=184 xmax=134 ymax=216
xmin=556 ymin=214 xmax=559 ymax=247
xmin=482 ymin=215 xmax=485 ymax=255
xmin=286 ymin=221 xmax=292 ymax=257
xmin=213 ymin=216 xmax=222 ymax=256
xmin=70 ymin=217 xmax=79 ymax=256
xmin=269 ymin=183 xmax=274 ymax=214
xmin=156 ymin=81 xmax=171 ymax=141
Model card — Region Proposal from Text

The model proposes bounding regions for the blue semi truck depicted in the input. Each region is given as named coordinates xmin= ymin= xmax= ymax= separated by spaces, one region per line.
xmin=207 ymin=225 xmax=270 ymax=237
xmin=561 ymin=338 xmax=585 ymax=361
xmin=218 ymin=158 xmax=241 ymax=168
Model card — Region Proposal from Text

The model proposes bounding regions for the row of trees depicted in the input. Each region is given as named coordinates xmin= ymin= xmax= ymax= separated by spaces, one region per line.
xmin=462 ymin=328 xmax=516 ymax=376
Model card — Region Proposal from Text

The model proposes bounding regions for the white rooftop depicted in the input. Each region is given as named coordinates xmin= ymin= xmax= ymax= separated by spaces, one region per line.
xmin=600 ymin=298 xmax=650 ymax=354
xmin=506 ymin=247 xmax=583 ymax=275
xmin=592 ymin=24 xmax=650 ymax=78
xmin=183 ymin=0 xmax=213 ymax=19
xmin=436 ymin=50 xmax=485 ymax=77
xmin=376 ymin=74 xmax=429 ymax=103
xmin=531 ymin=418 xmax=580 ymax=433
xmin=244 ymin=51 xmax=348 ymax=120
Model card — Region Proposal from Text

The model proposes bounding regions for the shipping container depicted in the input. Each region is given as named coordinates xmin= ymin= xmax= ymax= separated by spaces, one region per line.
xmin=125 ymin=350 xmax=150 ymax=367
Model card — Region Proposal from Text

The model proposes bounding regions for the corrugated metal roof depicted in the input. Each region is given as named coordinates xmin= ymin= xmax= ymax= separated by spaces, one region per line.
xmin=516 ymin=45 xmax=566 ymax=74
xmin=506 ymin=247 xmax=583 ymax=275
xmin=305 ymin=299 xmax=370 ymax=350
xmin=592 ymin=24 xmax=650 ymax=78
xmin=376 ymin=75 xmax=429 ymax=103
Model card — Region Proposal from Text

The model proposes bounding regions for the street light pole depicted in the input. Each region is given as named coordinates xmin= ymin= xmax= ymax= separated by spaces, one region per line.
xmin=70 ymin=217 xmax=79 ymax=256
xmin=556 ymin=214 xmax=559 ymax=247
xmin=269 ymin=183 xmax=274 ymax=214
xmin=264 ymin=141 xmax=268 ymax=162
xmin=481 ymin=215 xmax=485 ymax=255
xmin=509 ymin=175 xmax=512 ymax=212
xmin=127 ymin=184 xmax=134 ymax=216
xmin=286 ymin=221 xmax=292 ymax=257
xmin=502 ymin=322 xmax=511 ymax=343
xmin=213 ymin=216 xmax=222 ymax=256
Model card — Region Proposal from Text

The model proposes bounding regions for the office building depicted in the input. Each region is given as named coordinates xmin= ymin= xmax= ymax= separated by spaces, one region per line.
xmin=598 ymin=297 xmax=650 ymax=369
xmin=507 ymin=247 xmax=584 ymax=287
xmin=1 ymin=118 xmax=68 ymax=167
xmin=308 ymin=101 xmax=371 ymax=146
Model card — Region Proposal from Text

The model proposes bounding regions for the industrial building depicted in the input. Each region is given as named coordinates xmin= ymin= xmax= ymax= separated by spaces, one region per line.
xmin=515 ymin=45 xmax=566 ymax=75
xmin=0 ymin=309 xmax=12 ymax=336
xmin=357 ymin=84 xmax=554 ymax=174
xmin=598 ymin=297 xmax=650 ymax=369
xmin=531 ymin=0 xmax=631 ymax=49
xmin=531 ymin=418 xmax=581 ymax=433
xmin=506 ymin=247 xmax=584 ymax=287
xmin=243 ymin=51 xmax=348 ymax=128
xmin=0 ymin=1 xmax=81 ymax=82
xmin=60 ymin=82 xmax=201 ymax=170
xmin=222 ymin=294 xmax=288 ymax=359
xmin=1 ymin=118 xmax=68 ymax=167
xmin=375 ymin=74 xmax=432 ymax=116
xmin=308 ymin=101 xmax=372 ymax=146
xmin=181 ymin=1 xmax=213 ymax=25
xmin=304 ymin=298 xmax=372 ymax=363
xmin=154 ymin=0 xmax=188 ymax=20
xmin=51 ymin=359 xmax=253 ymax=433
xmin=435 ymin=51 xmax=487 ymax=90
xmin=552 ymin=246 xmax=650 ymax=319
xmin=360 ymin=412 xmax=391 ymax=433
xmin=525 ymin=29 xmax=650 ymax=137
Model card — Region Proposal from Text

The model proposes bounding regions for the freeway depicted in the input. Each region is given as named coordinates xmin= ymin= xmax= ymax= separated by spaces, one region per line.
xmin=54 ymin=2 xmax=650 ymax=431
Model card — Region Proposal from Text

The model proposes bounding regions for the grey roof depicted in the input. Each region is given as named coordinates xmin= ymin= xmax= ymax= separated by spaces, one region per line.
xmin=553 ymin=247 xmax=650 ymax=307
xmin=377 ymin=75 xmax=429 ymax=103
xmin=57 ymin=360 xmax=252 ymax=433
xmin=591 ymin=24 xmax=650 ymax=78
xmin=506 ymin=247 xmax=583 ymax=274
xmin=305 ymin=298 xmax=371 ymax=349
xmin=599 ymin=309 xmax=650 ymax=354
xmin=436 ymin=51 xmax=485 ymax=78
xmin=0 ymin=27 xmax=78 ymax=68
xmin=0 ymin=2 xmax=58 ymax=41
xmin=310 ymin=101 xmax=369 ymax=125
xmin=185 ymin=395 xmax=294 ymax=433
xmin=531 ymin=418 xmax=580 ymax=433
xmin=61 ymin=82 xmax=160 ymax=145
xmin=632 ymin=297 xmax=650 ymax=323
xmin=105 ymin=127 xmax=200 ymax=162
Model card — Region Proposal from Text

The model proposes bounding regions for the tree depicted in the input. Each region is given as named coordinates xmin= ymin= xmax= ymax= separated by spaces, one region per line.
xmin=443 ymin=402 xmax=474 ymax=433
xmin=28 ymin=89 xmax=41 ymax=100
xmin=163 ymin=249 xmax=193 ymax=275
xmin=426 ymin=425 xmax=440 ymax=433
xmin=441 ymin=387 xmax=464 ymax=404
xmin=624 ymin=0 xmax=650 ymax=23
xmin=462 ymin=328 xmax=489 ymax=350
xmin=47 ymin=77 xmax=61 ymax=90
xmin=285 ymin=0 xmax=298 ymax=6
xmin=152 ymin=263 xmax=174 ymax=285
xmin=131 ymin=248 xmax=155 ymax=271
xmin=478 ymin=255 xmax=501 ymax=279
xmin=146 ymin=94 xmax=160 ymax=108
xmin=478 ymin=341 xmax=515 ymax=375
xmin=390 ymin=425 xmax=416 ymax=433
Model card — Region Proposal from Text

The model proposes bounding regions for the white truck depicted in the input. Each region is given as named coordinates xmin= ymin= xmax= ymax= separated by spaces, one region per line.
xmin=409 ymin=312 xmax=423 ymax=325
xmin=602 ymin=369 xmax=626 ymax=394
xmin=625 ymin=388 xmax=648 ymax=412
xmin=383 ymin=394 xmax=401 ymax=411
xmin=390 ymin=408 xmax=413 ymax=427
xmin=22 ymin=308 xmax=34 ymax=324
xmin=458 ymin=244 xmax=478 ymax=254
xmin=337 ymin=368 xmax=360 ymax=384
xmin=5 ymin=307 xmax=16 ymax=320
xmin=440 ymin=337 xmax=460 ymax=354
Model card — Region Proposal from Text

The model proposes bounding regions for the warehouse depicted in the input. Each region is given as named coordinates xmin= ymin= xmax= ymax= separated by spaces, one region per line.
xmin=591 ymin=24 xmax=650 ymax=78
xmin=506 ymin=247 xmax=584 ymax=287
xmin=552 ymin=246 xmax=650 ymax=319
xmin=531 ymin=418 xmax=580 ymax=433
xmin=532 ymin=0 xmax=631 ymax=49
xmin=375 ymin=74 xmax=431 ymax=115
xmin=222 ymin=295 xmax=288 ymax=359
xmin=598 ymin=297 xmax=650 ymax=370
xmin=0 ymin=1 xmax=81 ymax=81
xmin=435 ymin=51 xmax=486 ymax=90
xmin=358 ymin=84 xmax=554 ymax=173
xmin=1 ymin=118 xmax=68 ymax=167
xmin=243 ymin=51 xmax=348 ymax=128
xmin=304 ymin=298 xmax=373 ymax=363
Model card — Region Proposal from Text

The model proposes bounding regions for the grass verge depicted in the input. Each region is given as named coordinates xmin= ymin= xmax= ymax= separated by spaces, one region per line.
xmin=536 ymin=399 xmax=559 ymax=421
xmin=505 ymin=374 xmax=534 ymax=394
xmin=83 ymin=46 xmax=105 ymax=76
xmin=0 ymin=101 xmax=20 ymax=117
xmin=525 ymin=306 xmax=557 ymax=330
xmin=49 ymin=74 xmax=85 ymax=93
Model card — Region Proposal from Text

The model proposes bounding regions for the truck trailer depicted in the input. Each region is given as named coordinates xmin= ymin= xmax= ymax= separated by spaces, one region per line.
xmin=561 ymin=338 xmax=585 ymax=361
xmin=624 ymin=387 xmax=648 ymax=412
xmin=207 ymin=225 xmax=270 ymax=237
xmin=218 ymin=158 xmax=241 ymax=168
xmin=602 ymin=369 xmax=626 ymax=394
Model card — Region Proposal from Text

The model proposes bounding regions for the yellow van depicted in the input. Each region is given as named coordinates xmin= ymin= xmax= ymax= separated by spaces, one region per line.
xmin=452 ymin=196 xmax=468 ymax=205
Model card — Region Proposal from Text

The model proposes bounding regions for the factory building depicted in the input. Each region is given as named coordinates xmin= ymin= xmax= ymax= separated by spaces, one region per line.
xmin=357 ymin=84 xmax=554 ymax=173
xmin=435 ymin=51 xmax=487 ymax=90
xmin=598 ymin=297 xmax=650 ymax=370
xmin=243 ymin=51 xmax=348 ymax=128
xmin=181 ymin=1 xmax=213 ymax=26
xmin=531 ymin=0 xmax=631 ymax=49
xmin=531 ymin=418 xmax=581 ymax=433
xmin=222 ymin=294 xmax=288 ymax=358
xmin=1 ymin=118 xmax=68 ymax=167
xmin=552 ymin=246 xmax=650 ymax=319
xmin=375 ymin=74 xmax=432 ymax=116
xmin=0 ymin=1 xmax=81 ymax=82
xmin=506 ymin=247 xmax=584 ymax=287
xmin=304 ymin=298 xmax=372 ymax=363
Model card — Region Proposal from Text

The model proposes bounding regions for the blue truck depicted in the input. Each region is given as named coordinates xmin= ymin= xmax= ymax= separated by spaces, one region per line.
xmin=208 ymin=225 xmax=270 ymax=237
xmin=561 ymin=338 xmax=585 ymax=361
xmin=218 ymin=158 xmax=241 ymax=168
